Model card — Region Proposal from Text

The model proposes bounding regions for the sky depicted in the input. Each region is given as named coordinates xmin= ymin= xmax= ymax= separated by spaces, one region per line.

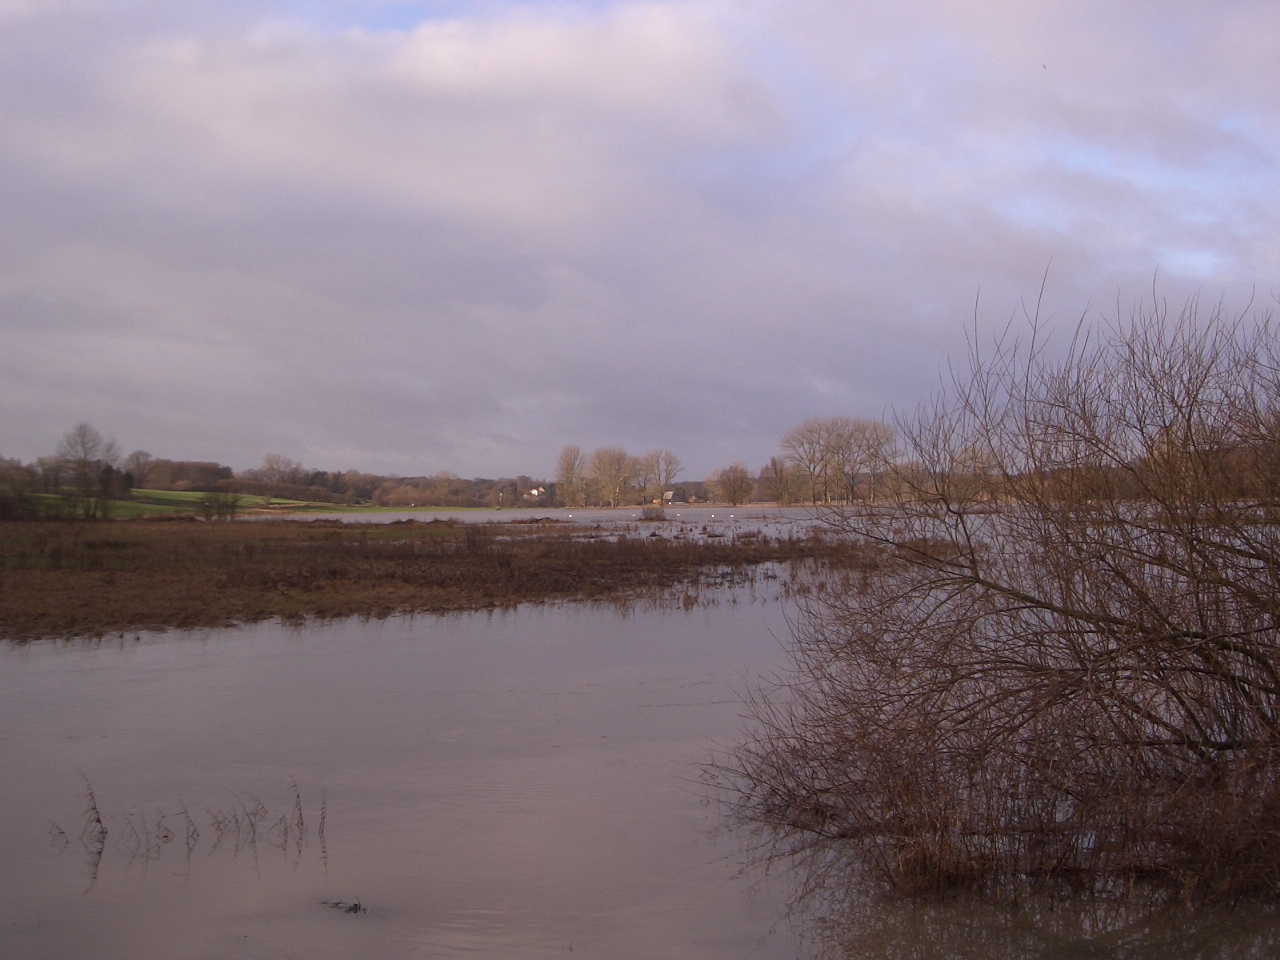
xmin=2 ymin=0 xmax=1278 ymax=479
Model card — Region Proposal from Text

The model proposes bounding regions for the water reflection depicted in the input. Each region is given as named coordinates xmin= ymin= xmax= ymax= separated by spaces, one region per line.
xmin=6 ymin=594 xmax=1276 ymax=957
xmin=47 ymin=778 xmax=326 ymax=891
xmin=278 ymin=503 xmax=828 ymax=545
xmin=0 ymin=599 xmax=797 ymax=960
xmin=809 ymin=892 xmax=1280 ymax=959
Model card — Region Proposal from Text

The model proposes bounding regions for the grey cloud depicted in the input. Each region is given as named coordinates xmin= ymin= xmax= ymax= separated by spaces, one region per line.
xmin=1 ymin=0 xmax=1277 ymax=478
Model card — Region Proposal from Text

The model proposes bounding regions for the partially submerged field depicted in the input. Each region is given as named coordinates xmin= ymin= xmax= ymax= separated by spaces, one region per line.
xmin=0 ymin=518 xmax=844 ymax=641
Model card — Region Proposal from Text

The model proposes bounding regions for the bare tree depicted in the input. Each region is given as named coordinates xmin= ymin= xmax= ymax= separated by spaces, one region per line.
xmin=823 ymin=416 xmax=880 ymax=502
xmin=780 ymin=416 xmax=899 ymax=503
xmin=711 ymin=462 xmax=754 ymax=505
xmin=855 ymin=419 xmax=897 ymax=500
xmin=122 ymin=450 xmax=154 ymax=489
xmin=588 ymin=447 xmax=636 ymax=508
xmin=637 ymin=449 xmax=683 ymax=504
xmin=723 ymin=295 xmax=1280 ymax=911
xmin=35 ymin=456 xmax=65 ymax=493
xmin=656 ymin=449 xmax=683 ymax=500
xmin=0 ymin=457 xmax=38 ymax=520
xmin=58 ymin=423 xmax=120 ymax=519
xmin=759 ymin=456 xmax=801 ymax=505
xmin=636 ymin=449 xmax=662 ymax=504
xmin=831 ymin=417 xmax=897 ymax=501
xmin=259 ymin=453 xmax=304 ymax=485
xmin=781 ymin=418 xmax=830 ymax=503
xmin=555 ymin=445 xmax=588 ymax=507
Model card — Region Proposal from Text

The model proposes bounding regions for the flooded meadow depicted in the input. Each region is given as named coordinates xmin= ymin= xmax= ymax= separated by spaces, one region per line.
xmin=7 ymin=549 xmax=1280 ymax=959
xmin=0 ymin=596 xmax=796 ymax=959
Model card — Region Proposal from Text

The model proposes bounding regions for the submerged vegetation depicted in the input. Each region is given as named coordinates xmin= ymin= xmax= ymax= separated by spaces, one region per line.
xmin=51 ymin=778 xmax=327 ymax=890
xmin=0 ymin=517 xmax=846 ymax=641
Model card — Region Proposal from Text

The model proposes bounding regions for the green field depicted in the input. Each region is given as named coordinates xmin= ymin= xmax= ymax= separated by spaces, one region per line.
xmin=19 ymin=489 xmax=377 ymax=519
xmin=17 ymin=490 xmax=530 ymax=520
xmin=126 ymin=489 xmax=369 ymax=517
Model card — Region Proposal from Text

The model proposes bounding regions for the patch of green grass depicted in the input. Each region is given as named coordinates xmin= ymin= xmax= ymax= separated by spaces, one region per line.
xmin=103 ymin=500 xmax=190 ymax=519
xmin=11 ymin=490 xmax=357 ymax=520
xmin=127 ymin=489 xmax=347 ymax=515
xmin=271 ymin=500 xmax=362 ymax=514
xmin=127 ymin=489 xmax=211 ymax=506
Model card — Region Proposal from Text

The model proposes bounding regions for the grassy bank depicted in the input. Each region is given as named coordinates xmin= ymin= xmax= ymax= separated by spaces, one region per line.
xmin=0 ymin=519 xmax=847 ymax=641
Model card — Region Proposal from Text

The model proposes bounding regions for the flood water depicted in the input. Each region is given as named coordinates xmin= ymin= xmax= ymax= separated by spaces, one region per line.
xmin=291 ymin=504 xmax=825 ymax=542
xmin=306 ymin=505 xmax=814 ymax=525
xmin=0 ymin=596 xmax=797 ymax=960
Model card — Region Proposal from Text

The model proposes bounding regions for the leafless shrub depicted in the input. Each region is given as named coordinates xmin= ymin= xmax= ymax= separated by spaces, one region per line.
xmin=197 ymin=491 xmax=241 ymax=520
xmin=721 ymin=291 xmax=1280 ymax=913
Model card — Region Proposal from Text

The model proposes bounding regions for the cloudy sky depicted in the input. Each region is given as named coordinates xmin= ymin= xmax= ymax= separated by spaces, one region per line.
xmin=2 ymin=0 xmax=1277 ymax=478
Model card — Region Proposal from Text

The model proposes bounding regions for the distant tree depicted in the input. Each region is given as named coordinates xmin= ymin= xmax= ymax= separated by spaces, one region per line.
xmin=259 ymin=453 xmax=305 ymax=485
xmin=655 ymin=450 xmax=683 ymax=501
xmin=555 ymin=445 xmax=588 ymax=507
xmin=822 ymin=416 xmax=857 ymax=501
xmin=488 ymin=478 xmax=518 ymax=508
xmin=712 ymin=462 xmax=755 ymax=505
xmin=825 ymin=417 xmax=897 ymax=501
xmin=780 ymin=416 xmax=896 ymax=503
xmin=0 ymin=458 xmax=33 ymax=491
xmin=0 ymin=457 xmax=39 ymax=520
xmin=35 ymin=456 xmax=65 ymax=493
xmin=148 ymin=459 xmax=234 ymax=491
xmin=340 ymin=469 xmax=378 ymax=502
xmin=589 ymin=447 xmax=636 ymax=508
xmin=636 ymin=450 xmax=662 ymax=503
xmin=197 ymin=492 xmax=217 ymax=520
xmin=636 ymin=449 xmax=682 ymax=503
xmin=58 ymin=423 xmax=120 ymax=519
xmin=852 ymin=419 xmax=897 ymax=501
xmin=123 ymin=450 xmax=154 ymax=490
xmin=197 ymin=492 xmax=241 ymax=521
xmin=759 ymin=456 xmax=801 ymax=505
xmin=781 ymin=418 xmax=832 ymax=502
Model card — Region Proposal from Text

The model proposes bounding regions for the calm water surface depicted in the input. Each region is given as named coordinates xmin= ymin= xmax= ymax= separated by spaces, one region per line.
xmin=0 ymin=597 xmax=796 ymax=960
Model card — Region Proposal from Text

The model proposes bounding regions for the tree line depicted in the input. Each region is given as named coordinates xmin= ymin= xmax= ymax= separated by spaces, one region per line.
xmin=551 ymin=425 xmax=903 ymax=510
xmin=0 ymin=434 xmax=557 ymax=518
xmin=554 ymin=446 xmax=686 ymax=507
xmin=4 ymin=414 xmax=918 ymax=521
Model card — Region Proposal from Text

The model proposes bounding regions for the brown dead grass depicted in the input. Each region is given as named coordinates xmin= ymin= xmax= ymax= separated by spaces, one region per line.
xmin=0 ymin=518 xmax=850 ymax=640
